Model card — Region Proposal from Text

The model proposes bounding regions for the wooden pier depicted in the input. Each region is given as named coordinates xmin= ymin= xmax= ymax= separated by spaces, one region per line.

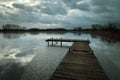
xmin=48 ymin=39 xmax=109 ymax=80
xmin=46 ymin=38 xmax=90 ymax=47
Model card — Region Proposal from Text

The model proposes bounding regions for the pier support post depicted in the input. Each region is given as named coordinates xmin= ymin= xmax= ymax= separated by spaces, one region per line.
xmin=48 ymin=41 xmax=49 ymax=46
xmin=60 ymin=41 xmax=62 ymax=47
xmin=68 ymin=48 xmax=71 ymax=53
xmin=52 ymin=41 xmax=53 ymax=46
xmin=52 ymin=37 xmax=53 ymax=46
xmin=60 ymin=38 xmax=62 ymax=47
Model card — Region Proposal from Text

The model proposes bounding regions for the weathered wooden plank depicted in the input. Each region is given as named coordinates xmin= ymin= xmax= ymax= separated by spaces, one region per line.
xmin=50 ymin=42 xmax=109 ymax=80
xmin=46 ymin=38 xmax=90 ymax=43
xmin=70 ymin=42 xmax=93 ymax=53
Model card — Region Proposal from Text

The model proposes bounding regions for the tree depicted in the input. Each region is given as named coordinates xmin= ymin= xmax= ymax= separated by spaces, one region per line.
xmin=105 ymin=23 xmax=118 ymax=30
xmin=2 ymin=24 xmax=26 ymax=30
xmin=73 ymin=27 xmax=81 ymax=31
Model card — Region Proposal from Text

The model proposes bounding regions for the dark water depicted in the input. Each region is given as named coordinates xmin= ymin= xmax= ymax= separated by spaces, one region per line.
xmin=0 ymin=32 xmax=120 ymax=80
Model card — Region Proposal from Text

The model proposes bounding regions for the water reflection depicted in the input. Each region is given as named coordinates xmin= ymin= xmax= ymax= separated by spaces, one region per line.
xmin=92 ymin=41 xmax=120 ymax=80
xmin=0 ymin=61 xmax=25 ymax=80
xmin=0 ymin=32 xmax=120 ymax=80
xmin=2 ymin=32 xmax=26 ymax=39
xmin=0 ymin=48 xmax=39 ymax=80
xmin=0 ymin=33 xmax=69 ymax=80
xmin=88 ymin=31 xmax=120 ymax=43
xmin=0 ymin=31 xmax=81 ymax=39
xmin=0 ymin=31 xmax=119 ymax=43
xmin=21 ymin=47 xmax=68 ymax=80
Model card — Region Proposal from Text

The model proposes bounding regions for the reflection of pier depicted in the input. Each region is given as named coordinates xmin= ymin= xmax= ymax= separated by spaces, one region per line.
xmin=46 ymin=38 xmax=90 ymax=47
xmin=46 ymin=38 xmax=109 ymax=80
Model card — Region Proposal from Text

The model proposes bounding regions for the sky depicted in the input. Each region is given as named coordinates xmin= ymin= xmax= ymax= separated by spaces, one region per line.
xmin=0 ymin=0 xmax=120 ymax=29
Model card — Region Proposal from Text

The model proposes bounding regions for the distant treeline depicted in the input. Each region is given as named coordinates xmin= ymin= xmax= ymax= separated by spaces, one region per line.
xmin=0 ymin=23 xmax=120 ymax=32
xmin=91 ymin=23 xmax=120 ymax=31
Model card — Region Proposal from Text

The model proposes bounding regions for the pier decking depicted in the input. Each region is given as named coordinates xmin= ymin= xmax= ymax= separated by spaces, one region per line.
xmin=48 ymin=39 xmax=109 ymax=80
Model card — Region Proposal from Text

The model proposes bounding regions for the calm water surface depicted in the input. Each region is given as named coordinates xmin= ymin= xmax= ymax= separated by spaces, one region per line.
xmin=0 ymin=32 xmax=120 ymax=80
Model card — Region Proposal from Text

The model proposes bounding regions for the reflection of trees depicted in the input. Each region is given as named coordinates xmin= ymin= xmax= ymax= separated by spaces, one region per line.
xmin=88 ymin=31 xmax=120 ymax=43
xmin=3 ymin=32 xmax=26 ymax=39
xmin=1 ymin=31 xmax=120 ymax=43
xmin=1 ymin=31 xmax=82 ymax=39
xmin=100 ymin=37 xmax=117 ymax=43
xmin=44 ymin=31 xmax=81 ymax=35
xmin=3 ymin=31 xmax=81 ymax=39
xmin=29 ymin=31 xmax=41 ymax=35
xmin=29 ymin=31 xmax=81 ymax=36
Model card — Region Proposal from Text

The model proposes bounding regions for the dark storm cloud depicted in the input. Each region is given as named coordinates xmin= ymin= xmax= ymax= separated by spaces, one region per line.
xmin=12 ymin=3 xmax=26 ymax=9
xmin=12 ymin=1 xmax=68 ymax=15
xmin=36 ymin=1 xmax=68 ymax=15
xmin=77 ymin=3 xmax=90 ymax=11
xmin=62 ymin=0 xmax=81 ymax=8
xmin=62 ymin=0 xmax=90 ymax=11
xmin=12 ymin=3 xmax=37 ymax=13
xmin=91 ymin=0 xmax=120 ymax=13
xmin=0 ymin=0 xmax=120 ymax=28
xmin=90 ymin=0 xmax=120 ymax=23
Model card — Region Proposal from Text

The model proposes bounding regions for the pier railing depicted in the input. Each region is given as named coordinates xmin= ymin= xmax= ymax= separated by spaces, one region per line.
xmin=46 ymin=38 xmax=90 ymax=47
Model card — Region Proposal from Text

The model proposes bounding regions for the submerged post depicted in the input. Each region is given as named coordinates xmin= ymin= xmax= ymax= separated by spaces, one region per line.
xmin=68 ymin=48 xmax=71 ymax=53
xmin=60 ymin=38 xmax=62 ymax=47
xmin=48 ymin=41 xmax=49 ymax=46
xmin=52 ymin=37 xmax=53 ymax=46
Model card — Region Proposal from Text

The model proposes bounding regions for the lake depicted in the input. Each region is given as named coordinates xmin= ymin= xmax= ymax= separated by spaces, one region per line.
xmin=0 ymin=32 xmax=120 ymax=80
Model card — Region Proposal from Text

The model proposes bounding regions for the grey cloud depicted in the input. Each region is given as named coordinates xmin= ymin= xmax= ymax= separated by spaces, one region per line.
xmin=0 ymin=14 xmax=6 ymax=23
xmin=8 ymin=12 xmax=40 ymax=23
xmin=36 ymin=1 xmax=68 ymax=15
xmin=12 ymin=3 xmax=26 ymax=9
xmin=0 ymin=0 xmax=120 ymax=29
xmin=0 ymin=4 xmax=13 ymax=10
xmin=91 ymin=0 xmax=120 ymax=13
xmin=93 ymin=6 xmax=111 ymax=13
xmin=12 ymin=1 xmax=68 ymax=15
xmin=62 ymin=0 xmax=90 ymax=11
xmin=12 ymin=3 xmax=35 ymax=12
xmin=60 ymin=15 xmax=105 ymax=29
xmin=90 ymin=0 xmax=120 ymax=23
xmin=76 ymin=3 xmax=90 ymax=11
xmin=62 ymin=0 xmax=81 ymax=8
xmin=0 ymin=0 xmax=14 ymax=2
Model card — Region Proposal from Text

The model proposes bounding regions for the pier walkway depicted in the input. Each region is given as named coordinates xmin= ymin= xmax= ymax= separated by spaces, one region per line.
xmin=47 ymin=39 xmax=109 ymax=80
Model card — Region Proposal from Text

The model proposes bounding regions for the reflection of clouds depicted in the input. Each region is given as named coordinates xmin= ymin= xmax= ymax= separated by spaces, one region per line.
xmin=21 ymin=47 xmax=68 ymax=80
xmin=3 ymin=48 xmax=21 ymax=59
xmin=0 ymin=32 xmax=120 ymax=80
xmin=0 ymin=61 xmax=25 ymax=80
xmin=23 ymin=33 xmax=62 ymax=40
xmin=5 ymin=53 xmax=16 ymax=59
xmin=92 ymin=40 xmax=120 ymax=76
xmin=18 ymin=55 xmax=35 ymax=65
xmin=90 ymin=37 xmax=120 ymax=79
xmin=0 ymin=48 xmax=37 ymax=66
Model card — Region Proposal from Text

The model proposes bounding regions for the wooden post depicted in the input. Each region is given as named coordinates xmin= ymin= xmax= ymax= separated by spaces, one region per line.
xmin=60 ymin=38 xmax=62 ymax=47
xmin=60 ymin=41 xmax=62 ymax=47
xmin=68 ymin=48 xmax=70 ymax=53
xmin=48 ymin=41 xmax=49 ymax=46
xmin=52 ymin=37 xmax=53 ymax=46
xmin=52 ymin=41 xmax=53 ymax=46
